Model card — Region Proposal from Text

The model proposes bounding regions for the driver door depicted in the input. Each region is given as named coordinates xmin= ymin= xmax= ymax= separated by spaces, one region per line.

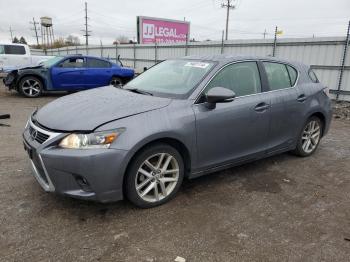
xmin=193 ymin=61 xmax=271 ymax=170
xmin=51 ymin=57 xmax=86 ymax=90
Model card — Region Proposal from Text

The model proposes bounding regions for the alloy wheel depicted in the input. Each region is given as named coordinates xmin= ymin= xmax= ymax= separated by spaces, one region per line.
xmin=21 ymin=79 xmax=41 ymax=97
xmin=301 ymin=120 xmax=321 ymax=154
xmin=135 ymin=153 xmax=179 ymax=203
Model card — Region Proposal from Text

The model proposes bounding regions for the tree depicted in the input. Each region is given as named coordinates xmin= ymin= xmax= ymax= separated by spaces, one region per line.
xmin=19 ymin=36 xmax=27 ymax=44
xmin=51 ymin=37 xmax=67 ymax=48
xmin=65 ymin=35 xmax=80 ymax=46
xmin=12 ymin=36 xmax=19 ymax=43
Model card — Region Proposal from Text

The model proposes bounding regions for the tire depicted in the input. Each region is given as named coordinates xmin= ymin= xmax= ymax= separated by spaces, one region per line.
xmin=18 ymin=76 xmax=43 ymax=98
xmin=292 ymin=116 xmax=323 ymax=157
xmin=125 ymin=143 xmax=184 ymax=208
xmin=110 ymin=77 xmax=122 ymax=87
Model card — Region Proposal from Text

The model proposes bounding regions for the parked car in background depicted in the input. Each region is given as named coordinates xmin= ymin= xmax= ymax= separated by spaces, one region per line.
xmin=0 ymin=43 xmax=53 ymax=71
xmin=23 ymin=55 xmax=332 ymax=207
xmin=3 ymin=55 xmax=135 ymax=97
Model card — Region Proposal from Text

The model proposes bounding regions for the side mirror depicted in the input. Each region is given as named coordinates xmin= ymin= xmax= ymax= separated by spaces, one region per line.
xmin=205 ymin=87 xmax=235 ymax=106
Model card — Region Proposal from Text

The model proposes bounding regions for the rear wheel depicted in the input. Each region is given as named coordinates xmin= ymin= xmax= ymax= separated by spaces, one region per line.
xmin=293 ymin=116 xmax=323 ymax=157
xmin=125 ymin=143 xmax=184 ymax=208
xmin=19 ymin=76 xmax=43 ymax=98
xmin=110 ymin=77 xmax=122 ymax=87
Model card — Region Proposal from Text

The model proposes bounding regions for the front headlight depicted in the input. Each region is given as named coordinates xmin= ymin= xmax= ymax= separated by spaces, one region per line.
xmin=58 ymin=128 xmax=125 ymax=149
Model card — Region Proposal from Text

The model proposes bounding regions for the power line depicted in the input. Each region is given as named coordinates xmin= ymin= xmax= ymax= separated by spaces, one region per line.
xmin=30 ymin=17 xmax=40 ymax=46
xmin=221 ymin=0 xmax=236 ymax=40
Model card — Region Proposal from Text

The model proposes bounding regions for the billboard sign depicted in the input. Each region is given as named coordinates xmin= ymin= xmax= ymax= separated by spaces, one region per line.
xmin=137 ymin=16 xmax=190 ymax=44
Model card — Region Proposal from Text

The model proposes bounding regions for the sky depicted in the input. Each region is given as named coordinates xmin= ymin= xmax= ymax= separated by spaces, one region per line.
xmin=0 ymin=0 xmax=349 ymax=45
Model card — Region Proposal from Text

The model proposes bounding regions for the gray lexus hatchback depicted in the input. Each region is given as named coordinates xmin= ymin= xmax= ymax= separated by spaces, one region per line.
xmin=23 ymin=55 xmax=332 ymax=208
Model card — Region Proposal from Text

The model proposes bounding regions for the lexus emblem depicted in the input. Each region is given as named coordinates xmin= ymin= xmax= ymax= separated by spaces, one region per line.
xmin=30 ymin=129 xmax=38 ymax=140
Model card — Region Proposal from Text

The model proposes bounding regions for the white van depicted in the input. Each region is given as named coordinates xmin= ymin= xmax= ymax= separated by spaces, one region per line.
xmin=0 ymin=43 xmax=53 ymax=71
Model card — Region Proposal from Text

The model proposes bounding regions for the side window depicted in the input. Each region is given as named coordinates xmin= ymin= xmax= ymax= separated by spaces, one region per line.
xmin=287 ymin=65 xmax=298 ymax=86
xmin=263 ymin=62 xmax=292 ymax=90
xmin=205 ymin=61 xmax=262 ymax=97
xmin=4 ymin=45 xmax=26 ymax=55
xmin=308 ymin=69 xmax=319 ymax=83
xmin=59 ymin=57 xmax=84 ymax=68
xmin=86 ymin=58 xmax=111 ymax=68
xmin=0 ymin=45 xmax=4 ymax=55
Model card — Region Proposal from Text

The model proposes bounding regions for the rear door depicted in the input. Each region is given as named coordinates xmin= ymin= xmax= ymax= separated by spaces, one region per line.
xmin=50 ymin=57 xmax=86 ymax=90
xmin=193 ymin=61 xmax=271 ymax=170
xmin=261 ymin=61 xmax=302 ymax=154
xmin=84 ymin=58 xmax=112 ymax=88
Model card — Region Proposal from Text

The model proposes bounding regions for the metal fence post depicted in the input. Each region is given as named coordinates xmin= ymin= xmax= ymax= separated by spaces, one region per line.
xmin=185 ymin=34 xmax=189 ymax=56
xmin=272 ymin=26 xmax=278 ymax=56
xmin=76 ymin=45 xmax=78 ymax=54
xmin=100 ymin=41 xmax=103 ymax=58
xmin=155 ymin=42 xmax=158 ymax=64
xmin=66 ymin=46 xmax=69 ymax=55
xmin=115 ymin=43 xmax=118 ymax=64
xmin=58 ymin=48 xmax=60 ymax=56
xmin=221 ymin=30 xmax=225 ymax=54
xmin=133 ymin=43 xmax=136 ymax=69
xmin=336 ymin=21 xmax=350 ymax=100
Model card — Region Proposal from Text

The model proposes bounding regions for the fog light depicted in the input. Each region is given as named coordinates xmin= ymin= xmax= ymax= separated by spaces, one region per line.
xmin=74 ymin=175 xmax=93 ymax=192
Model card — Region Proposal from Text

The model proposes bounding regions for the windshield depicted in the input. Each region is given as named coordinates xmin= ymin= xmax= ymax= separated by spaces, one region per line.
xmin=124 ymin=60 xmax=215 ymax=98
xmin=40 ymin=56 xmax=63 ymax=67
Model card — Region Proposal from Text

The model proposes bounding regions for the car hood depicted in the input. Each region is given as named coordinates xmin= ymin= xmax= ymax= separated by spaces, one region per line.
xmin=35 ymin=86 xmax=172 ymax=132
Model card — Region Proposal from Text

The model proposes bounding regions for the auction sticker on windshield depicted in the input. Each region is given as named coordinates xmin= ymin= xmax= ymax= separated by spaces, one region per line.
xmin=184 ymin=62 xmax=210 ymax=69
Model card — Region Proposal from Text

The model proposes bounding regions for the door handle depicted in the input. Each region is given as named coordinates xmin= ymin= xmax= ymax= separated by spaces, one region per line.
xmin=297 ymin=94 xmax=307 ymax=102
xmin=254 ymin=102 xmax=270 ymax=112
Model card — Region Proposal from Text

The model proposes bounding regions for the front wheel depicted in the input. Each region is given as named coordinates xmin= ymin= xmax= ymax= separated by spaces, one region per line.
xmin=18 ymin=76 xmax=43 ymax=98
xmin=125 ymin=143 xmax=184 ymax=208
xmin=293 ymin=116 xmax=323 ymax=157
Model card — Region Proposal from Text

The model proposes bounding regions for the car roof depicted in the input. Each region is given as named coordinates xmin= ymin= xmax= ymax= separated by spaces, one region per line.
xmin=181 ymin=54 xmax=306 ymax=69
xmin=63 ymin=55 xmax=112 ymax=62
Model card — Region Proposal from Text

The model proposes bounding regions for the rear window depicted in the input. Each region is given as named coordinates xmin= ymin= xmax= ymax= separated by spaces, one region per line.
xmin=4 ymin=45 xmax=26 ymax=55
xmin=86 ymin=58 xmax=111 ymax=68
xmin=308 ymin=69 xmax=319 ymax=83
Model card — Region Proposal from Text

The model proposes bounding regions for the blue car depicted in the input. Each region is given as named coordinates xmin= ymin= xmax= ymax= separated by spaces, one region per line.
xmin=3 ymin=55 xmax=134 ymax=97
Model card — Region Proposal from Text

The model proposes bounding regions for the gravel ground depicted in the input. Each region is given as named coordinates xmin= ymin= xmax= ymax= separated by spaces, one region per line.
xmin=0 ymin=85 xmax=350 ymax=262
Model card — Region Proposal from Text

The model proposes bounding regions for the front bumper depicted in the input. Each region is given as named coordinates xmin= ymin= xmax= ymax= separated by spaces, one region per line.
xmin=23 ymin=119 xmax=129 ymax=203
xmin=3 ymin=72 xmax=17 ymax=89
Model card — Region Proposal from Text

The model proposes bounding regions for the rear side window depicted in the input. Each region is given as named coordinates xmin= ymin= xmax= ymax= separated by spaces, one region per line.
xmin=86 ymin=58 xmax=111 ymax=68
xmin=263 ymin=62 xmax=292 ymax=90
xmin=308 ymin=69 xmax=319 ymax=83
xmin=4 ymin=45 xmax=26 ymax=55
xmin=286 ymin=65 xmax=298 ymax=86
xmin=205 ymin=61 xmax=262 ymax=97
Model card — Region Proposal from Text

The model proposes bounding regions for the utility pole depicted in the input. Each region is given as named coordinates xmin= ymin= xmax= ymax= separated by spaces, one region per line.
xmin=82 ymin=2 xmax=91 ymax=46
xmin=221 ymin=0 xmax=236 ymax=40
xmin=272 ymin=26 xmax=278 ymax=56
xmin=30 ymin=18 xmax=40 ymax=46
xmin=263 ymin=29 xmax=267 ymax=39
xmin=9 ymin=26 xmax=14 ymax=42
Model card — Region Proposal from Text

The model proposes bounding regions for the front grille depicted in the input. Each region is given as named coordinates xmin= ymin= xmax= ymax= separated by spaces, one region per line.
xmin=29 ymin=125 xmax=50 ymax=144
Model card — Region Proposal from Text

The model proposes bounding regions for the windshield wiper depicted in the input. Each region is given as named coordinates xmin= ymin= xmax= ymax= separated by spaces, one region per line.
xmin=125 ymin=88 xmax=153 ymax=96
